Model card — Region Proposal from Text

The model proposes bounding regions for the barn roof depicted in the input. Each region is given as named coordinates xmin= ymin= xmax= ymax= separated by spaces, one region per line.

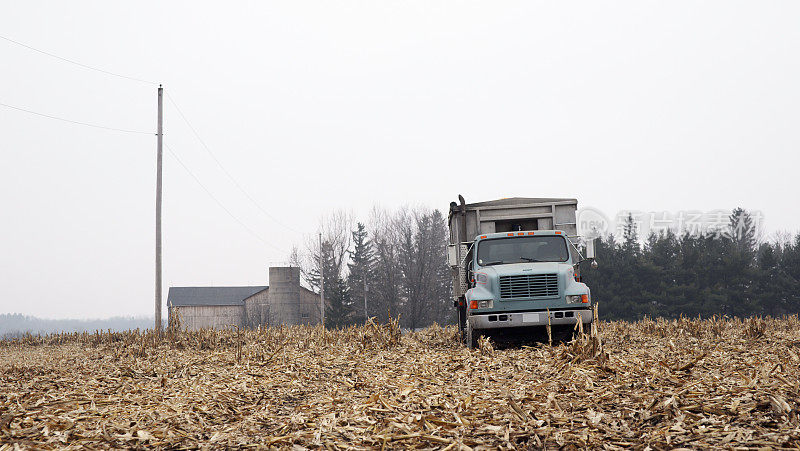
xmin=167 ymin=286 xmax=268 ymax=307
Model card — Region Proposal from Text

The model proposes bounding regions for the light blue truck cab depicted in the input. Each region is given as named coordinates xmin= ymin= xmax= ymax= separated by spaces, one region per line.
xmin=448 ymin=196 xmax=597 ymax=348
xmin=464 ymin=230 xmax=592 ymax=347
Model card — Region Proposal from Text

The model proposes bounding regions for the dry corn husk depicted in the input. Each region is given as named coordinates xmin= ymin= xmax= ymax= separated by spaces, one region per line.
xmin=1 ymin=315 xmax=799 ymax=448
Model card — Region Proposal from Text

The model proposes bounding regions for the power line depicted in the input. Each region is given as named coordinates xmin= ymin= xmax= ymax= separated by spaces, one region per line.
xmin=0 ymin=100 xmax=153 ymax=135
xmin=165 ymin=92 xmax=302 ymax=235
xmin=164 ymin=143 xmax=284 ymax=253
xmin=0 ymin=34 xmax=158 ymax=85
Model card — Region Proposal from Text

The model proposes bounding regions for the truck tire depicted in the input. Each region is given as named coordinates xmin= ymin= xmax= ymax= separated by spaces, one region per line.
xmin=465 ymin=318 xmax=478 ymax=349
xmin=457 ymin=298 xmax=467 ymax=344
xmin=552 ymin=324 xmax=576 ymax=343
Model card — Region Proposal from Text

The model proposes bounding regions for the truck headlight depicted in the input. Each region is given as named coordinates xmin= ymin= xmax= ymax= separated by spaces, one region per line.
xmin=478 ymin=300 xmax=493 ymax=309
xmin=567 ymin=295 xmax=589 ymax=304
xmin=566 ymin=295 xmax=581 ymax=304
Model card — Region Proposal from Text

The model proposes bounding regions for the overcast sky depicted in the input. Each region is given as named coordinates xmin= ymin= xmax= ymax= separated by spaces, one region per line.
xmin=1 ymin=1 xmax=798 ymax=319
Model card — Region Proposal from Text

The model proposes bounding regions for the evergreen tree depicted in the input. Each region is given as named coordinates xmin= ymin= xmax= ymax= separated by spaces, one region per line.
xmin=347 ymin=222 xmax=376 ymax=322
xmin=755 ymin=243 xmax=792 ymax=315
xmin=325 ymin=274 xmax=353 ymax=328
xmin=580 ymin=209 xmax=800 ymax=320
xmin=622 ymin=213 xmax=640 ymax=255
xmin=728 ymin=207 xmax=757 ymax=253
xmin=308 ymin=239 xmax=355 ymax=328
xmin=783 ymin=234 xmax=800 ymax=284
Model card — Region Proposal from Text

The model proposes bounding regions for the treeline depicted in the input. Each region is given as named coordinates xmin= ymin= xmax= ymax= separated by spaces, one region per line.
xmin=0 ymin=313 xmax=157 ymax=337
xmin=582 ymin=209 xmax=800 ymax=320
xmin=291 ymin=207 xmax=452 ymax=330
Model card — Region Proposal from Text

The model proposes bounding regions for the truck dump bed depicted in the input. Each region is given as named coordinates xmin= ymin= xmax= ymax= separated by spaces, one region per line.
xmin=448 ymin=197 xmax=578 ymax=245
xmin=448 ymin=197 xmax=580 ymax=305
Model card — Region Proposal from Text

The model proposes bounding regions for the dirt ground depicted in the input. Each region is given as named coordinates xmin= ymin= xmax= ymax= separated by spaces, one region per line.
xmin=2 ymin=316 xmax=800 ymax=449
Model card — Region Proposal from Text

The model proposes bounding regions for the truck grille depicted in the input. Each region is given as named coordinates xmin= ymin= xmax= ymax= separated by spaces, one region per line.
xmin=499 ymin=274 xmax=559 ymax=299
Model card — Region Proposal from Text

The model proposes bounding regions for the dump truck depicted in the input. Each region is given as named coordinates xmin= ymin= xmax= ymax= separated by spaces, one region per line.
xmin=448 ymin=196 xmax=597 ymax=348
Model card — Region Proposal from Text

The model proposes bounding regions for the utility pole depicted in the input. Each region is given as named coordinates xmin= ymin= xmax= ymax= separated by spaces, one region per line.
xmin=363 ymin=277 xmax=368 ymax=323
xmin=319 ymin=233 xmax=325 ymax=328
xmin=155 ymin=85 xmax=163 ymax=333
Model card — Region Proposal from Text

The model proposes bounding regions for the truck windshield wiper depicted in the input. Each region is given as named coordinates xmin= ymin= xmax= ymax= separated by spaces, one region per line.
xmin=481 ymin=260 xmax=507 ymax=266
xmin=519 ymin=257 xmax=541 ymax=262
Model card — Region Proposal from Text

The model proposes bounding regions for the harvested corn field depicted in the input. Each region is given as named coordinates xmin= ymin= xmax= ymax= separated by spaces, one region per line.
xmin=2 ymin=316 xmax=800 ymax=449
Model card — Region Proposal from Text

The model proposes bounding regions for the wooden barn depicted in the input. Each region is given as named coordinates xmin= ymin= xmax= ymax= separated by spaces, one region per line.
xmin=167 ymin=267 xmax=321 ymax=331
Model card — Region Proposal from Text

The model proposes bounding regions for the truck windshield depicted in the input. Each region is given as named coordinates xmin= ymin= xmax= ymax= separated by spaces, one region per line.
xmin=477 ymin=236 xmax=569 ymax=266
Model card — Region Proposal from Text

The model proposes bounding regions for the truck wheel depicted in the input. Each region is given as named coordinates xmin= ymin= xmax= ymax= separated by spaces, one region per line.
xmin=465 ymin=318 xmax=478 ymax=349
xmin=457 ymin=298 xmax=467 ymax=344
xmin=552 ymin=325 xmax=575 ymax=343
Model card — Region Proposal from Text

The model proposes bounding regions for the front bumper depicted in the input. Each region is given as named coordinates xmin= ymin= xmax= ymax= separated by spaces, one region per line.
xmin=469 ymin=308 xmax=592 ymax=330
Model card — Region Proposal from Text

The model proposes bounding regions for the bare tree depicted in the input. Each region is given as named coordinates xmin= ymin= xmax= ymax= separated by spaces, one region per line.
xmin=394 ymin=207 xmax=451 ymax=329
xmin=368 ymin=207 xmax=402 ymax=323
xmin=367 ymin=206 xmax=452 ymax=329
xmin=290 ymin=210 xmax=355 ymax=327
xmin=290 ymin=206 xmax=452 ymax=329
xmin=291 ymin=211 xmax=353 ymax=290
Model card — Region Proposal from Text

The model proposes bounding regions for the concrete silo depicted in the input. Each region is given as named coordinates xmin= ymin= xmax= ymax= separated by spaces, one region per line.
xmin=268 ymin=266 xmax=320 ymax=325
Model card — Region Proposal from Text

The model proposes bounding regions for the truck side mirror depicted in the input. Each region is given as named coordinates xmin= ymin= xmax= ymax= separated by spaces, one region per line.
xmin=447 ymin=244 xmax=458 ymax=267
xmin=586 ymin=239 xmax=599 ymax=268
xmin=585 ymin=239 xmax=596 ymax=260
